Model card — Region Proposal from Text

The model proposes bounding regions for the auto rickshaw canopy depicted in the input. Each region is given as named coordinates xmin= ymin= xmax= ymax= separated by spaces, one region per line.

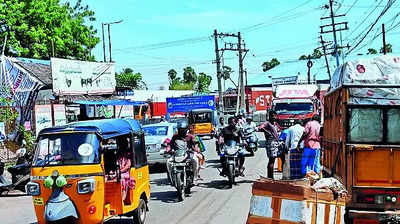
xmin=38 ymin=118 xmax=142 ymax=139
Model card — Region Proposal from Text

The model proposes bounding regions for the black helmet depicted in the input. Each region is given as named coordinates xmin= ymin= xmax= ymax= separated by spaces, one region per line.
xmin=177 ymin=121 xmax=189 ymax=135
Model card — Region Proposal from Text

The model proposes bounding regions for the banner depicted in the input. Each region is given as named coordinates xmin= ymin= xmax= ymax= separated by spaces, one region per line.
xmin=115 ymin=105 xmax=134 ymax=118
xmin=35 ymin=105 xmax=53 ymax=135
xmin=166 ymin=95 xmax=215 ymax=113
xmin=51 ymin=58 xmax=116 ymax=95
xmin=53 ymin=104 xmax=67 ymax=126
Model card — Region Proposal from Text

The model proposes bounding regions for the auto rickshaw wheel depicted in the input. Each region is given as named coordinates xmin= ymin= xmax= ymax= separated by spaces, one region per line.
xmin=133 ymin=199 xmax=147 ymax=224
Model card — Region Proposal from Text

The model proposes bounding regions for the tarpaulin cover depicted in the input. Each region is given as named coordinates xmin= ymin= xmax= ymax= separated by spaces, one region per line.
xmin=73 ymin=99 xmax=146 ymax=106
xmin=39 ymin=118 xmax=142 ymax=140
xmin=331 ymin=55 xmax=400 ymax=105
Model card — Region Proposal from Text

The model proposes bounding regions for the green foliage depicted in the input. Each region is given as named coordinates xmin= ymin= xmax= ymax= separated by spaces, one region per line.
xmin=168 ymin=67 xmax=211 ymax=91
xmin=183 ymin=67 xmax=197 ymax=83
xmin=222 ymin=66 xmax=233 ymax=80
xmin=380 ymin=44 xmax=393 ymax=54
xmin=0 ymin=0 xmax=99 ymax=60
xmin=299 ymin=49 xmax=323 ymax=60
xmin=197 ymin=73 xmax=212 ymax=93
xmin=367 ymin=48 xmax=378 ymax=55
xmin=17 ymin=125 xmax=34 ymax=151
xmin=262 ymin=58 xmax=280 ymax=72
xmin=115 ymin=68 xmax=147 ymax=90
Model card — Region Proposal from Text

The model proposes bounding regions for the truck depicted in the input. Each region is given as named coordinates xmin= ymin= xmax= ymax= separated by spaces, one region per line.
xmin=323 ymin=55 xmax=400 ymax=223
xmin=271 ymin=84 xmax=324 ymax=129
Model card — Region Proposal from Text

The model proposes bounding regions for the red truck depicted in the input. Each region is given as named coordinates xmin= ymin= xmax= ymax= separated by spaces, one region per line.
xmin=271 ymin=84 xmax=326 ymax=129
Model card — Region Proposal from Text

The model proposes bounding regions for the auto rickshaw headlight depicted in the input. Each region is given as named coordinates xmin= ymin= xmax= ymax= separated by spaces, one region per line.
xmin=56 ymin=175 xmax=67 ymax=188
xmin=44 ymin=176 xmax=54 ymax=189
xmin=26 ymin=182 xmax=40 ymax=196
xmin=77 ymin=179 xmax=96 ymax=194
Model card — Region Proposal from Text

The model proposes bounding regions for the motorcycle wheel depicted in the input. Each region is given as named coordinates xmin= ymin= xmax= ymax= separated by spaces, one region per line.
xmin=132 ymin=199 xmax=147 ymax=224
xmin=176 ymin=173 xmax=184 ymax=201
xmin=228 ymin=164 xmax=235 ymax=188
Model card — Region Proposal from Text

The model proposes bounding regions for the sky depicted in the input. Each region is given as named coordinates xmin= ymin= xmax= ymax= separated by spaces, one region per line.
xmin=82 ymin=0 xmax=400 ymax=90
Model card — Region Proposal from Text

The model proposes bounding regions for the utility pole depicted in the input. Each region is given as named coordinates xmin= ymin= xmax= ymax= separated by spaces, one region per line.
xmin=320 ymin=36 xmax=331 ymax=80
xmin=329 ymin=0 xmax=339 ymax=67
xmin=108 ymin=24 xmax=112 ymax=62
xmin=213 ymin=29 xmax=223 ymax=114
xmin=382 ymin=23 xmax=387 ymax=55
xmin=103 ymin=20 xmax=123 ymax=63
xmin=320 ymin=1 xmax=349 ymax=74
xmin=213 ymin=31 xmax=249 ymax=114
xmin=102 ymin=23 xmax=106 ymax=62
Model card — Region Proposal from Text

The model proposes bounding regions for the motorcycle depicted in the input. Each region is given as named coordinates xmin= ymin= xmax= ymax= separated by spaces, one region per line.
xmin=242 ymin=126 xmax=258 ymax=153
xmin=0 ymin=150 xmax=32 ymax=195
xmin=166 ymin=149 xmax=195 ymax=201
xmin=220 ymin=140 xmax=243 ymax=188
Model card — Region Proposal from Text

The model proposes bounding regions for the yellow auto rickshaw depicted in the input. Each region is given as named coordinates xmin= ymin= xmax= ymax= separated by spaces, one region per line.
xmin=188 ymin=109 xmax=215 ymax=137
xmin=26 ymin=118 xmax=150 ymax=224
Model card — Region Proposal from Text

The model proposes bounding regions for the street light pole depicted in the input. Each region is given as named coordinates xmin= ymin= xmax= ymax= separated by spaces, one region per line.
xmin=103 ymin=20 xmax=123 ymax=63
xmin=102 ymin=23 xmax=106 ymax=62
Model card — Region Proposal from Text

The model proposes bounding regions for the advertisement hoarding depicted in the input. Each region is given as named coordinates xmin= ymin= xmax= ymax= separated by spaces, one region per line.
xmin=53 ymin=104 xmax=67 ymax=126
xmin=115 ymin=105 xmax=134 ymax=118
xmin=35 ymin=105 xmax=53 ymax=135
xmin=51 ymin=58 xmax=116 ymax=95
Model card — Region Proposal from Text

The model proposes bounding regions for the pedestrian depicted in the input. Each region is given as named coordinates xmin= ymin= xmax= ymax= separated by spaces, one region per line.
xmin=215 ymin=116 xmax=225 ymax=155
xmin=257 ymin=110 xmax=282 ymax=179
xmin=297 ymin=115 xmax=321 ymax=177
xmin=285 ymin=120 xmax=305 ymax=179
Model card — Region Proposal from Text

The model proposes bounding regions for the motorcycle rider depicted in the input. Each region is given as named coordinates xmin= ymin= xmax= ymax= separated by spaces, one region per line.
xmin=166 ymin=121 xmax=201 ymax=183
xmin=219 ymin=116 xmax=246 ymax=176
xmin=215 ymin=116 xmax=225 ymax=155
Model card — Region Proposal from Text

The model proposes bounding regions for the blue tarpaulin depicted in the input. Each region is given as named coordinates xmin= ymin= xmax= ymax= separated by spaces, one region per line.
xmin=73 ymin=99 xmax=146 ymax=106
xmin=166 ymin=95 xmax=215 ymax=113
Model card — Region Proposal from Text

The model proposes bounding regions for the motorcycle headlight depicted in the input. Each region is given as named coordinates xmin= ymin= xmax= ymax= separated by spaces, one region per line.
xmin=226 ymin=146 xmax=239 ymax=155
xmin=26 ymin=182 xmax=40 ymax=196
xmin=174 ymin=155 xmax=187 ymax=163
xmin=77 ymin=179 xmax=96 ymax=194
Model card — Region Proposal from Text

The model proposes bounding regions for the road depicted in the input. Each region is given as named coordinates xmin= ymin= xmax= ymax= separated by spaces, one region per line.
xmin=0 ymin=134 xmax=274 ymax=224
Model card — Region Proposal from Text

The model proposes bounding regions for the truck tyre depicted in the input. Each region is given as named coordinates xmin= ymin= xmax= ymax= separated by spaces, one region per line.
xmin=133 ymin=199 xmax=147 ymax=224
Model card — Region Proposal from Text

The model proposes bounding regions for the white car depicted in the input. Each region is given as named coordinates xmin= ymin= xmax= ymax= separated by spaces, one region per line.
xmin=143 ymin=122 xmax=177 ymax=166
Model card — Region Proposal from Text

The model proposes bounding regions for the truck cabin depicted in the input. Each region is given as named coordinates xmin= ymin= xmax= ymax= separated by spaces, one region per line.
xmin=272 ymin=98 xmax=319 ymax=128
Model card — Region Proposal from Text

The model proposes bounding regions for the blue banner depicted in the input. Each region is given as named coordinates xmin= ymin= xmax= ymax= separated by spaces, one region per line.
xmin=166 ymin=95 xmax=215 ymax=113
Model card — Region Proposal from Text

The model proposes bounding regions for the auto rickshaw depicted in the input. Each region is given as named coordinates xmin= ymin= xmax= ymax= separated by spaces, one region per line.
xmin=188 ymin=109 xmax=215 ymax=137
xmin=26 ymin=119 xmax=150 ymax=224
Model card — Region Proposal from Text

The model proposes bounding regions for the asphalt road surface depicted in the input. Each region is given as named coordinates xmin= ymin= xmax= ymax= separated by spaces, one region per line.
xmin=0 ymin=133 xmax=275 ymax=224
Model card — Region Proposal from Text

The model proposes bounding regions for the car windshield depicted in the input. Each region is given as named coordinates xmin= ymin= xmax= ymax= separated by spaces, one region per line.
xmin=274 ymin=103 xmax=313 ymax=115
xmin=33 ymin=133 xmax=100 ymax=166
xmin=143 ymin=126 xmax=168 ymax=136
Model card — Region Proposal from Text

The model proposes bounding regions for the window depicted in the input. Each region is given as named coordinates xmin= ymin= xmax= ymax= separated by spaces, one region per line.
xmin=387 ymin=109 xmax=400 ymax=143
xmin=274 ymin=103 xmax=314 ymax=115
xmin=33 ymin=133 xmax=100 ymax=166
xmin=349 ymin=108 xmax=383 ymax=143
xmin=133 ymin=134 xmax=147 ymax=168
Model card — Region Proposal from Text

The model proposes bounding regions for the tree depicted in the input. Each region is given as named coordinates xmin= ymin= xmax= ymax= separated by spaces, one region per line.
xmin=380 ymin=44 xmax=393 ymax=54
xmin=0 ymin=0 xmax=99 ymax=60
xmin=115 ymin=68 xmax=147 ymax=90
xmin=197 ymin=73 xmax=212 ymax=92
xmin=168 ymin=69 xmax=177 ymax=82
xmin=299 ymin=49 xmax=323 ymax=60
xmin=262 ymin=58 xmax=280 ymax=72
xmin=183 ymin=67 xmax=197 ymax=84
xmin=222 ymin=65 xmax=238 ymax=87
xmin=367 ymin=48 xmax=378 ymax=55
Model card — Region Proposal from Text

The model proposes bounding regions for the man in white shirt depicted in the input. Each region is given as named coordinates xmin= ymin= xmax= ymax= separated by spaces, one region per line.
xmin=285 ymin=120 xmax=305 ymax=179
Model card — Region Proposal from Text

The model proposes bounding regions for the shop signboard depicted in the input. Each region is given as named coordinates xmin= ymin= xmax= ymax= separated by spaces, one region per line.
xmin=115 ymin=105 xmax=134 ymax=118
xmin=53 ymin=104 xmax=67 ymax=126
xmin=51 ymin=58 xmax=116 ymax=95
xmin=35 ymin=105 xmax=53 ymax=135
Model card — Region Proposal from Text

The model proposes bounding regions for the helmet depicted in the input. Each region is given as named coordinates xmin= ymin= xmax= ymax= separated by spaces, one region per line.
xmin=177 ymin=121 xmax=189 ymax=135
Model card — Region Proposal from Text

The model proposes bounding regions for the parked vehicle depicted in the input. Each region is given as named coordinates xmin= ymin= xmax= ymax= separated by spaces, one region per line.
xmin=220 ymin=140 xmax=243 ymax=188
xmin=0 ymin=149 xmax=32 ymax=195
xmin=242 ymin=126 xmax=258 ymax=153
xmin=323 ymin=55 xmax=400 ymax=223
xmin=272 ymin=84 xmax=324 ymax=129
xmin=143 ymin=122 xmax=177 ymax=166
xmin=166 ymin=148 xmax=195 ymax=201
xmin=27 ymin=119 xmax=150 ymax=224
xmin=188 ymin=109 xmax=215 ymax=137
